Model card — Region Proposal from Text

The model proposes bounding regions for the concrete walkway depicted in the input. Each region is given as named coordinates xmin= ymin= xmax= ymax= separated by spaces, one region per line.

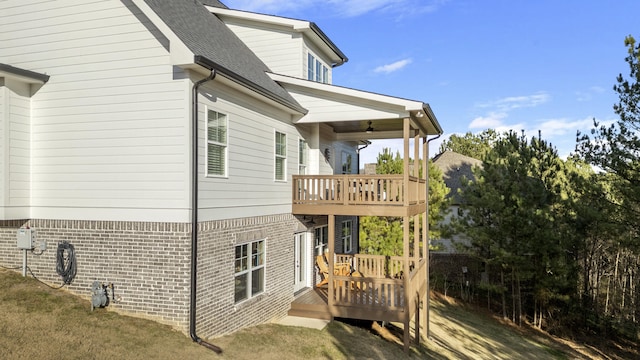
xmin=277 ymin=316 xmax=330 ymax=330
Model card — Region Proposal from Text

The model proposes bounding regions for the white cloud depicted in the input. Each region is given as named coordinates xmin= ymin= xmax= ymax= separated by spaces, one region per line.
xmin=222 ymin=0 xmax=311 ymax=13
xmin=468 ymin=112 xmax=508 ymax=129
xmin=223 ymin=0 xmax=447 ymax=18
xmin=328 ymin=0 xmax=402 ymax=17
xmin=478 ymin=92 xmax=550 ymax=112
xmin=537 ymin=117 xmax=595 ymax=137
xmin=576 ymin=86 xmax=606 ymax=102
xmin=374 ymin=58 xmax=413 ymax=74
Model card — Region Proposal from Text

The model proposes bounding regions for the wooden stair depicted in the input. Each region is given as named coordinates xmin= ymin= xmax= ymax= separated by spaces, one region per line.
xmin=288 ymin=287 xmax=333 ymax=320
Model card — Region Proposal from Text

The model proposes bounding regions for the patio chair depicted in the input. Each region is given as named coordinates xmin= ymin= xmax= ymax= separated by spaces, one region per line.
xmin=315 ymin=255 xmax=352 ymax=287
xmin=316 ymin=255 xmax=330 ymax=287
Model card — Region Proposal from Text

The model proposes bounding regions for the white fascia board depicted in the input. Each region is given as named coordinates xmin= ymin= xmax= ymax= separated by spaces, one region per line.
xmin=269 ymin=73 xmax=424 ymax=113
xmin=207 ymin=6 xmax=311 ymax=30
xmin=131 ymin=0 xmax=195 ymax=66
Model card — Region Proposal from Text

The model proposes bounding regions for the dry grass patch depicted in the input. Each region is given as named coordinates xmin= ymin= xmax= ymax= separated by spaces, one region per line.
xmin=2 ymin=268 xmax=636 ymax=359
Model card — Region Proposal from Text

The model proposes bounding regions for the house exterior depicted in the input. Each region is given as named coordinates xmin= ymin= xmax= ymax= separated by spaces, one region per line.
xmin=0 ymin=0 xmax=442 ymax=350
xmin=432 ymin=151 xmax=482 ymax=253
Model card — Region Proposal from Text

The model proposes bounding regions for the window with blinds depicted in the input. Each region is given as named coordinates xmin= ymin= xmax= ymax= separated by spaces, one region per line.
xmin=275 ymin=131 xmax=287 ymax=181
xmin=207 ymin=109 xmax=227 ymax=177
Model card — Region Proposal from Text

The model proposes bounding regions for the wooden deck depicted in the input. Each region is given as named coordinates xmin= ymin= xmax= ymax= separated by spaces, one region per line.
xmin=288 ymin=283 xmax=407 ymax=323
xmin=288 ymin=287 xmax=331 ymax=320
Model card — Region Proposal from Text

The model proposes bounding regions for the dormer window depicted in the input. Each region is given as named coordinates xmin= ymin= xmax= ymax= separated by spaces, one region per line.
xmin=307 ymin=53 xmax=329 ymax=84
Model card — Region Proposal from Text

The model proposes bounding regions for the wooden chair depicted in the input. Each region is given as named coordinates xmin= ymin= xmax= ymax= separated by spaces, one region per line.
xmin=315 ymin=255 xmax=352 ymax=287
xmin=316 ymin=255 xmax=330 ymax=287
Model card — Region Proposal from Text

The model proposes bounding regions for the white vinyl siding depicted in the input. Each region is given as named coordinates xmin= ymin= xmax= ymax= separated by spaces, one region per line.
xmin=224 ymin=20 xmax=303 ymax=78
xmin=206 ymin=109 xmax=228 ymax=177
xmin=1 ymin=80 xmax=35 ymax=219
xmin=0 ymin=0 xmax=190 ymax=222
xmin=197 ymin=81 xmax=301 ymax=220
xmin=275 ymin=131 xmax=287 ymax=181
xmin=0 ymin=88 xmax=5 ymax=214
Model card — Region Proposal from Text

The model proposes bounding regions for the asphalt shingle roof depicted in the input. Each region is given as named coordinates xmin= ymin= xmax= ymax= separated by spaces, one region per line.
xmin=433 ymin=151 xmax=483 ymax=204
xmin=144 ymin=0 xmax=305 ymax=113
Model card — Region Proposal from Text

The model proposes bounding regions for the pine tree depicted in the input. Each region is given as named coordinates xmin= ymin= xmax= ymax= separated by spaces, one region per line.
xmin=359 ymin=148 xmax=449 ymax=254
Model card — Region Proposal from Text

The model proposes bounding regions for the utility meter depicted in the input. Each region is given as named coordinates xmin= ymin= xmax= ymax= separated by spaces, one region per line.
xmin=17 ymin=227 xmax=35 ymax=250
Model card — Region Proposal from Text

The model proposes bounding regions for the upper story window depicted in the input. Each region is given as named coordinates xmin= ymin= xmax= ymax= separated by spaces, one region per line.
xmin=314 ymin=226 xmax=328 ymax=255
xmin=299 ymin=139 xmax=308 ymax=175
xmin=307 ymin=53 xmax=329 ymax=84
xmin=207 ymin=109 xmax=228 ymax=177
xmin=342 ymin=220 xmax=353 ymax=253
xmin=275 ymin=131 xmax=287 ymax=181
xmin=341 ymin=151 xmax=352 ymax=174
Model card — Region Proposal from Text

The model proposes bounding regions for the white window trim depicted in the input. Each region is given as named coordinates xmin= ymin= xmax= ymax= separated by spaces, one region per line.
xmin=306 ymin=50 xmax=329 ymax=84
xmin=205 ymin=107 xmax=228 ymax=178
xmin=341 ymin=151 xmax=353 ymax=174
xmin=275 ymin=130 xmax=287 ymax=182
xmin=314 ymin=226 xmax=329 ymax=256
xmin=234 ymin=239 xmax=266 ymax=304
xmin=298 ymin=137 xmax=308 ymax=175
xmin=342 ymin=220 xmax=353 ymax=253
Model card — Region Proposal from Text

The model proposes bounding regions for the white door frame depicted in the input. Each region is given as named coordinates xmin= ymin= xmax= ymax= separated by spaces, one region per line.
xmin=293 ymin=232 xmax=310 ymax=293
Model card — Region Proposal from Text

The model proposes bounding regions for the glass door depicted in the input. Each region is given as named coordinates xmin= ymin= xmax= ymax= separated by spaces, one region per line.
xmin=293 ymin=232 xmax=308 ymax=293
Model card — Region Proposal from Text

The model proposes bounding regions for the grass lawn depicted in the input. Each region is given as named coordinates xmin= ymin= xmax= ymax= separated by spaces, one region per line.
xmin=1 ymin=268 xmax=636 ymax=359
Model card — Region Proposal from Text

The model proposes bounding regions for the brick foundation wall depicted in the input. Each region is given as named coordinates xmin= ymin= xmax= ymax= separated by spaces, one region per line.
xmin=0 ymin=219 xmax=192 ymax=329
xmin=0 ymin=214 xmax=303 ymax=339
xmin=196 ymin=214 xmax=302 ymax=338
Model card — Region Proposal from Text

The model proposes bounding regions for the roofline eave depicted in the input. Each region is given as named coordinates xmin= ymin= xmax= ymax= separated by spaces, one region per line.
xmin=191 ymin=55 xmax=308 ymax=115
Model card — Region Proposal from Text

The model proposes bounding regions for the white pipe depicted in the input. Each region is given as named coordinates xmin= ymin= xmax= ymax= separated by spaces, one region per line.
xmin=22 ymin=249 xmax=27 ymax=277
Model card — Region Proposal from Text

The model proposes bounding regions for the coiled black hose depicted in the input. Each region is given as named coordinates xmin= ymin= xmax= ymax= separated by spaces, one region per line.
xmin=56 ymin=242 xmax=76 ymax=285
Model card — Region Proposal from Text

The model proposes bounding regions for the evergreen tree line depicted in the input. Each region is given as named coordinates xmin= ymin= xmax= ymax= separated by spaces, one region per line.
xmin=438 ymin=36 xmax=640 ymax=339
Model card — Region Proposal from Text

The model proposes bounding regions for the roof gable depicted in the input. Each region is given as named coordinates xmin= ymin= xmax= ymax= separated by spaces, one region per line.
xmin=144 ymin=0 xmax=305 ymax=113
xmin=433 ymin=151 xmax=483 ymax=204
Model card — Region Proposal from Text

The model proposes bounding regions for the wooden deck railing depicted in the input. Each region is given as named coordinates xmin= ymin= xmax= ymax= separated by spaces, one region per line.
xmin=292 ymin=175 xmax=425 ymax=207
xmin=328 ymin=255 xmax=426 ymax=317
xmin=335 ymin=253 xmax=404 ymax=278
xmin=332 ymin=275 xmax=404 ymax=311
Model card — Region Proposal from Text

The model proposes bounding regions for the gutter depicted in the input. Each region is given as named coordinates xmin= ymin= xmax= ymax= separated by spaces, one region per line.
xmin=190 ymin=56 xmax=222 ymax=354
xmin=309 ymin=22 xmax=348 ymax=67
xmin=193 ymin=55 xmax=307 ymax=115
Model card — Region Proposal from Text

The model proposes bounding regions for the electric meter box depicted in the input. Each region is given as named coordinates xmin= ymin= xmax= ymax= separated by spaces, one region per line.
xmin=17 ymin=227 xmax=35 ymax=250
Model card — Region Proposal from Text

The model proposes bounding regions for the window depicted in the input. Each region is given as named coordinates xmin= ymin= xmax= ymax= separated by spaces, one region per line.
xmin=316 ymin=61 xmax=322 ymax=82
xmin=307 ymin=53 xmax=315 ymax=81
xmin=314 ymin=226 xmax=328 ymax=256
xmin=275 ymin=131 xmax=287 ymax=181
xmin=206 ymin=110 xmax=227 ymax=176
xmin=307 ymin=52 xmax=329 ymax=84
xmin=234 ymin=240 xmax=265 ymax=303
xmin=341 ymin=152 xmax=352 ymax=174
xmin=299 ymin=139 xmax=308 ymax=175
xmin=342 ymin=220 xmax=352 ymax=253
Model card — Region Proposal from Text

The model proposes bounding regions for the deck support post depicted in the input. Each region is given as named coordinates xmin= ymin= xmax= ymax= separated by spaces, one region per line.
xmin=423 ymin=136 xmax=431 ymax=339
xmin=415 ymin=295 xmax=421 ymax=345
xmin=327 ymin=214 xmax=335 ymax=309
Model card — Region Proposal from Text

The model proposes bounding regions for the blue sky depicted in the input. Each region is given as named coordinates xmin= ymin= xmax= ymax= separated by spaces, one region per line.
xmin=222 ymin=0 xmax=639 ymax=165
